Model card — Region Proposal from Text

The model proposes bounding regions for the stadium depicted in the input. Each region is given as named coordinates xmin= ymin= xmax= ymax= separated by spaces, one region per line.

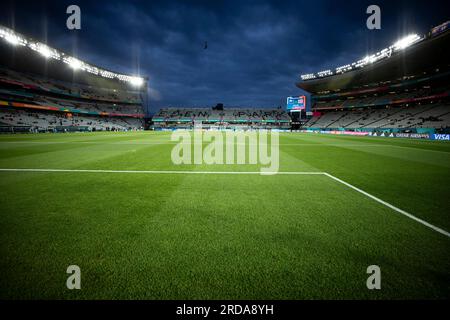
xmin=0 ymin=26 xmax=146 ymax=133
xmin=0 ymin=4 xmax=449 ymax=304
xmin=299 ymin=21 xmax=450 ymax=138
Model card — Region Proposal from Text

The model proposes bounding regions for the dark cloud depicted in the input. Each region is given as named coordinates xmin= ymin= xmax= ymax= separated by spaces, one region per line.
xmin=0 ymin=0 xmax=448 ymax=112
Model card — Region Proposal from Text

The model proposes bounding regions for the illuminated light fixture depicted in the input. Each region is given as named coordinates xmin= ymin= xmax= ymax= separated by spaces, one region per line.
xmin=130 ymin=76 xmax=144 ymax=87
xmin=68 ymin=58 xmax=82 ymax=70
xmin=5 ymin=33 xmax=20 ymax=45
xmin=392 ymin=34 xmax=420 ymax=50
xmin=300 ymin=32 xmax=422 ymax=80
xmin=37 ymin=44 xmax=52 ymax=58
xmin=0 ymin=25 xmax=146 ymax=86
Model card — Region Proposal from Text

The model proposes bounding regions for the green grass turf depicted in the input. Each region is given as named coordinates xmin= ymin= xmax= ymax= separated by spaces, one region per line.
xmin=0 ymin=131 xmax=449 ymax=299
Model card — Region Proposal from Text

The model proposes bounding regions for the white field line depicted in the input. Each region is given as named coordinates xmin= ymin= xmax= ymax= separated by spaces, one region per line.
xmin=0 ymin=141 xmax=173 ymax=144
xmin=0 ymin=168 xmax=324 ymax=175
xmin=323 ymin=172 xmax=450 ymax=238
xmin=0 ymin=168 xmax=448 ymax=238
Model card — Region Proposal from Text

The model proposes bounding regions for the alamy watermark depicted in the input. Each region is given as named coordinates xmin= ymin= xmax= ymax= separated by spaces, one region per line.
xmin=367 ymin=5 xmax=381 ymax=30
xmin=66 ymin=5 xmax=81 ymax=30
xmin=170 ymin=123 xmax=279 ymax=174
xmin=366 ymin=265 xmax=381 ymax=290
xmin=66 ymin=265 xmax=81 ymax=290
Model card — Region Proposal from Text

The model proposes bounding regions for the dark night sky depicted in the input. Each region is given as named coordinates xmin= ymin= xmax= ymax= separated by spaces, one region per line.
xmin=0 ymin=0 xmax=448 ymax=112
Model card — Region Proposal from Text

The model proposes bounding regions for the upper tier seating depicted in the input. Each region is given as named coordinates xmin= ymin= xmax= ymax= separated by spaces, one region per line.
xmin=304 ymin=102 xmax=450 ymax=130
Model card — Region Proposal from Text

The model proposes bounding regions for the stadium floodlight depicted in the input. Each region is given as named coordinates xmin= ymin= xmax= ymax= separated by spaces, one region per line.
xmin=130 ymin=76 xmax=144 ymax=87
xmin=317 ymin=69 xmax=333 ymax=77
xmin=68 ymin=58 xmax=82 ymax=70
xmin=301 ymin=32 xmax=422 ymax=79
xmin=29 ymin=42 xmax=61 ymax=60
xmin=37 ymin=44 xmax=52 ymax=58
xmin=4 ymin=33 xmax=20 ymax=45
xmin=300 ymin=73 xmax=316 ymax=80
xmin=0 ymin=25 xmax=146 ymax=86
xmin=392 ymin=34 xmax=421 ymax=51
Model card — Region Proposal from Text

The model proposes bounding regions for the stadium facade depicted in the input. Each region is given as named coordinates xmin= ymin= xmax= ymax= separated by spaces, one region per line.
xmin=297 ymin=21 xmax=450 ymax=137
xmin=151 ymin=107 xmax=291 ymax=131
xmin=1 ymin=21 xmax=449 ymax=135
xmin=0 ymin=25 xmax=292 ymax=133
xmin=0 ymin=26 xmax=147 ymax=133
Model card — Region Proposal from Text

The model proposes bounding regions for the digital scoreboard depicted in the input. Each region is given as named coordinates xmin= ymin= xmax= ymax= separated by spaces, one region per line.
xmin=287 ymin=96 xmax=306 ymax=112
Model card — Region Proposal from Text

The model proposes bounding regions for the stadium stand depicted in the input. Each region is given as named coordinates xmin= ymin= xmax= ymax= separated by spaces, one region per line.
xmin=0 ymin=108 xmax=143 ymax=133
xmin=0 ymin=25 xmax=146 ymax=133
xmin=152 ymin=108 xmax=291 ymax=130
xmin=303 ymin=102 xmax=450 ymax=131
xmin=298 ymin=21 xmax=450 ymax=134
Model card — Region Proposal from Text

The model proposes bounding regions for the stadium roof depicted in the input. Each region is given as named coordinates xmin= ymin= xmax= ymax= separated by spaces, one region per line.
xmin=297 ymin=23 xmax=450 ymax=94
xmin=0 ymin=25 xmax=146 ymax=89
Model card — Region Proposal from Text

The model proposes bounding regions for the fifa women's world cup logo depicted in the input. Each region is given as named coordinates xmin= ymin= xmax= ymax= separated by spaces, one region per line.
xmin=170 ymin=122 xmax=279 ymax=174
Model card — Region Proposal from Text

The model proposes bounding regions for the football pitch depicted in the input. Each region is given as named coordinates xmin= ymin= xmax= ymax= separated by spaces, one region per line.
xmin=0 ymin=131 xmax=449 ymax=299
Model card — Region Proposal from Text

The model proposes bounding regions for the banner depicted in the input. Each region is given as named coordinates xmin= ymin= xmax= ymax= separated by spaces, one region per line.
xmin=319 ymin=130 xmax=370 ymax=136
xmin=430 ymin=134 xmax=450 ymax=141
xmin=368 ymin=132 xmax=431 ymax=139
